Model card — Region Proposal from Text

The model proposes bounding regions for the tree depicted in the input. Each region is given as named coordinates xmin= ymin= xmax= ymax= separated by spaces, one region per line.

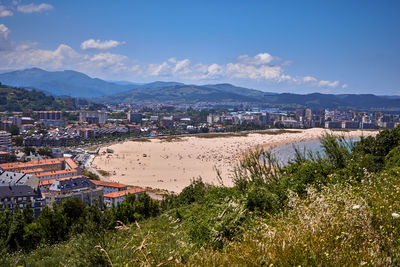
xmin=6 ymin=208 xmax=25 ymax=250
xmin=22 ymin=206 xmax=34 ymax=225
xmin=36 ymin=206 xmax=67 ymax=244
xmin=23 ymin=146 xmax=36 ymax=155
xmin=38 ymin=147 xmax=52 ymax=156
xmin=58 ymin=198 xmax=86 ymax=229
xmin=12 ymin=135 xmax=23 ymax=146
xmin=7 ymin=125 xmax=19 ymax=136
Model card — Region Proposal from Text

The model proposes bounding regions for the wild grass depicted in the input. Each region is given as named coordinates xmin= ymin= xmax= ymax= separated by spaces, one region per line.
xmin=97 ymin=169 xmax=111 ymax=177
xmin=129 ymin=138 xmax=151 ymax=142
xmin=195 ymin=132 xmax=249 ymax=139
xmin=160 ymin=136 xmax=184 ymax=142
xmin=255 ymin=129 xmax=302 ymax=135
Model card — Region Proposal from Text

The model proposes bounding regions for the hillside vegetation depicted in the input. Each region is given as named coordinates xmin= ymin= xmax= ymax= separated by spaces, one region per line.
xmin=0 ymin=85 xmax=76 ymax=111
xmin=2 ymin=128 xmax=400 ymax=266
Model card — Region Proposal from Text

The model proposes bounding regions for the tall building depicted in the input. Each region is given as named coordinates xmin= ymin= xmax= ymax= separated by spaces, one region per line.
xmin=0 ymin=131 xmax=11 ymax=152
xmin=79 ymin=111 xmax=108 ymax=124
xmin=36 ymin=111 xmax=65 ymax=126
xmin=127 ymin=112 xmax=142 ymax=123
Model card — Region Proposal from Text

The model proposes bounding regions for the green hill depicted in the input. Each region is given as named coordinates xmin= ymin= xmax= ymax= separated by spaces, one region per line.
xmin=0 ymin=84 xmax=77 ymax=111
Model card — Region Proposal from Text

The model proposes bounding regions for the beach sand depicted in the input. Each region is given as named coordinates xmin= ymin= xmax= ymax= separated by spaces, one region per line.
xmin=91 ymin=128 xmax=377 ymax=193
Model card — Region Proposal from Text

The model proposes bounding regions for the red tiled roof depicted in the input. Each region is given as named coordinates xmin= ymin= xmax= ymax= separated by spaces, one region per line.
xmin=104 ymin=187 xmax=145 ymax=198
xmin=35 ymin=169 xmax=78 ymax=178
xmin=39 ymin=175 xmax=88 ymax=186
xmin=91 ymin=180 xmax=128 ymax=189
xmin=0 ymin=158 xmax=64 ymax=170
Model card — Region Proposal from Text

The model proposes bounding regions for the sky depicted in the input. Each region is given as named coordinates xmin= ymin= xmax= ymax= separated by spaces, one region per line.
xmin=0 ymin=0 xmax=399 ymax=95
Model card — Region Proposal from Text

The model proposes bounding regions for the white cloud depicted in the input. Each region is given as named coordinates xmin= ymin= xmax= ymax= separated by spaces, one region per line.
xmin=303 ymin=76 xmax=317 ymax=83
xmin=17 ymin=3 xmax=53 ymax=13
xmin=342 ymin=84 xmax=348 ymax=89
xmin=0 ymin=24 xmax=10 ymax=50
xmin=319 ymin=80 xmax=339 ymax=88
xmin=0 ymin=37 xmax=343 ymax=90
xmin=0 ymin=24 xmax=10 ymax=40
xmin=80 ymin=39 xmax=125 ymax=50
xmin=0 ymin=5 xmax=13 ymax=17
xmin=236 ymin=52 xmax=274 ymax=66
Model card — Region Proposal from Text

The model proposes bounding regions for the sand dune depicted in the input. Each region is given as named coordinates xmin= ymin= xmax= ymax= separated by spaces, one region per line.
xmin=91 ymin=129 xmax=377 ymax=193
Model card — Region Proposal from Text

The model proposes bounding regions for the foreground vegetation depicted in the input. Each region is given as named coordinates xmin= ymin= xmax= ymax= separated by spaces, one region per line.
xmin=1 ymin=127 xmax=400 ymax=266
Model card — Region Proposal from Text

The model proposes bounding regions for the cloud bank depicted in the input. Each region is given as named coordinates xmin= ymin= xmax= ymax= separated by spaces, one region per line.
xmin=0 ymin=21 xmax=344 ymax=91
xmin=17 ymin=3 xmax=53 ymax=13
xmin=80 ymin=39 xmax=126 ymax=50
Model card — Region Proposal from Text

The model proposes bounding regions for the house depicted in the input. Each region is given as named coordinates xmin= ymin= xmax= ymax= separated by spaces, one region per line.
xmin=103 ymin=187 xmax=146 ymax=207
xmin=0 ymin=185 xmax=43 ymax=217
xmin=0 ymin=171 xmax=39 ymax=189
xmin=91 ymin=180 xmax=128 ymax=194
xmin=45 ymin=176 xmax=103 ymax=208
xmin=341 ymin=121 xmax=360 ymax=129
xmin=0 ymin=158 xmax=81 ymax=181
xmin=161 ymin=116 xmax=174 ymax=128
xmin=325 ymin=121 xmax=342 ymax=129
xmin=0 ymin=152 xmax=9 ymax=163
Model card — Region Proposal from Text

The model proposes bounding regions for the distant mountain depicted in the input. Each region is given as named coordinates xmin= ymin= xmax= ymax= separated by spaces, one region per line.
xmin=0 ymin=68 xmax=137 ymax=98
xmin=1 ymin=68 xmax=399 ymax=110
xmin=93 ymin=83 xmax=273 ymax=105
xmin=95 ymin=85 xmax=400 ymax=110
xmin=263 ymin=93 xmax=400 ymax=109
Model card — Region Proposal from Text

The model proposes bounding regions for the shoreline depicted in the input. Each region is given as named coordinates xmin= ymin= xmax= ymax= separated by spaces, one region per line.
xmin=90 ymin=128 xmax=378 ymax=193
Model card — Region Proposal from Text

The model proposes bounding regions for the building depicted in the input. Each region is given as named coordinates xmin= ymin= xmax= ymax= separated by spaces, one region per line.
xmin=161 ymin=116 xmax=174 ymax=128
xmin=0 ymin=158 xmax=81 ymax=181
xmin=0 ymin=172 xmax=39 ymax=189
xmin=282 ymin=119 xmax=300 ymax=128
xmin=360 ymin=122 xmax=376 ymax=129
xmin=341 ymin=121 xmax=360 ymax=129
xmin=45 ymin=176 xmax=103 ymax=208
xmin=36 ymin=111 xmax=65 ymax=127
xmin=0 ymin=131 xmax=11 ymax=152
xmin=0 ymin=152 xmax=9 ymax=163
xmin=0 ymin=185 xmax=43 ymax=216
xmin=103 ymin=187 xmax=146 ymax=207
xmin=325 ymin=121 xmax=342 ymax=129
xmin=79 ymin=111 xmax=107 ymax=125
xmin=91 ymin=180 xmax=128 ymax=195
xmin=128 ymin=112 xmax=142 ymax=123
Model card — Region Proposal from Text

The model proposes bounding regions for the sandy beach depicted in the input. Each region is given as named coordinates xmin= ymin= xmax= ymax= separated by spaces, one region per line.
xmin=91 ymin=129 xmax=377 ymax=193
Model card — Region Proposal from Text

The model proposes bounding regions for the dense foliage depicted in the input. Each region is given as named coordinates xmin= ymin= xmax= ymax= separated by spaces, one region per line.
xmin=2 ymin=127 xmax=400 ymax=266
xmin=0 ymin=85 xmax=76 ymax=111
xmin=0 ymin=193 xmax=159 ymax=258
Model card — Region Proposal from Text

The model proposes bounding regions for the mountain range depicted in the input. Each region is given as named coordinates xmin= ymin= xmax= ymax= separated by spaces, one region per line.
xmin=0 ymin=68 xmax=136 ymax=98
xmin=1 ymin=68 xmax=400 ymax=110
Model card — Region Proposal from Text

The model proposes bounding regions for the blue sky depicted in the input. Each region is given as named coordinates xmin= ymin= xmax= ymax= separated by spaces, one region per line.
xmin=0 ymin=0 xmax=399 ymax=95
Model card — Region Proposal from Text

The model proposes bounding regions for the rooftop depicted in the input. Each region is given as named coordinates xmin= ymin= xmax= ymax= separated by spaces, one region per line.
xmin=0 ymin=171 xmax=35 ymax=186
xmin=104 ymin=187 xmax=146 ymax=199
xmin=91 ymin=180 xmax=128 ymax=189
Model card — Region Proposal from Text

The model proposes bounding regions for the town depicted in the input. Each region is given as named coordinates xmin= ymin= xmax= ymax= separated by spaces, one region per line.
xmin=0 ymin=104 xmax=398 ymax=217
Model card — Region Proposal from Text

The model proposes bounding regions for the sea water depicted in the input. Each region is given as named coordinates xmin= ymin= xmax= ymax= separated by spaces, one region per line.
xmin=268 ymin=137 xmax=361 ymax=166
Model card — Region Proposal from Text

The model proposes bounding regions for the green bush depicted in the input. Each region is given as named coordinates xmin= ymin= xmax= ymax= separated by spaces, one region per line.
xmin=385 ymin=145 xmax=400 ymax=169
